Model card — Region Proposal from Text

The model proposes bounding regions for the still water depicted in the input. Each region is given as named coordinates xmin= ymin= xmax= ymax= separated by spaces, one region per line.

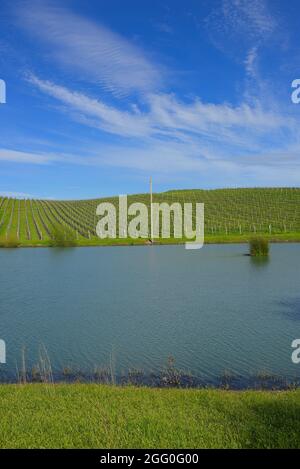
xmin=0 ymin=244 xmax=299 ymax=383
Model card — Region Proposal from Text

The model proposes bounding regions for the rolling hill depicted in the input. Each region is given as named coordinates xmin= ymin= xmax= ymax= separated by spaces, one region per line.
xmin=0 ymin=188 xmax=300 ymax=246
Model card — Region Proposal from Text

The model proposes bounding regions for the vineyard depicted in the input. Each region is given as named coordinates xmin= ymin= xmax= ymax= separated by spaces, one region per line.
xmin=0 ymin=188 xmax=300 ymax=246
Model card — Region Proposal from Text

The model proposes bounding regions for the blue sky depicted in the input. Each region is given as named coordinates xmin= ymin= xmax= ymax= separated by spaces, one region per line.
xmin=0 ymin=0 xmax=300 ymax=199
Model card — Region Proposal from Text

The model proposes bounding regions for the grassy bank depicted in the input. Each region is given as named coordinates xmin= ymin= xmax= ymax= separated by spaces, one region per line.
xmin=0 ymin=384 xmax=299 ymax=448
xmin=1 ymin=232 xmax=300 ymax=248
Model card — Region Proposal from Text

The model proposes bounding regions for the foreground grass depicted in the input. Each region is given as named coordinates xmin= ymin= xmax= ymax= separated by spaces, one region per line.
xmin=0 ymin=384 xmax=299 ymax=448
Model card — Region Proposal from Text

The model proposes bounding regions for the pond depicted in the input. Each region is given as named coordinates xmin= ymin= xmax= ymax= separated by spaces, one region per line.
xmin=0 ymin=244 xmax=299 ymax=385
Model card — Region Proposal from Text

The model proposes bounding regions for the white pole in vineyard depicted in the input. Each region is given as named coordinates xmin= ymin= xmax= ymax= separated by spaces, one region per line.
xmin=150 ymin=176 xmax=153 ymax=243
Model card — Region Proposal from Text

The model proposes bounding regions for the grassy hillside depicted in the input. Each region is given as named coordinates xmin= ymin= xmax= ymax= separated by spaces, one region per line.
xmin=0 ymin=384 xmax=299 ymax=448
xmin=1 ymin=188 xmax=300 ymax=246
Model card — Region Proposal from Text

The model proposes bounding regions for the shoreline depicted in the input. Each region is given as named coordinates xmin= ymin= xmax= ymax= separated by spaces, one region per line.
xmin=1 ymin=233 xmax=300 ymax=248
xmin=1 ymin=365 xmax=299 ymax=390
xmin=0 ymin=378 xmax=298 ymax=391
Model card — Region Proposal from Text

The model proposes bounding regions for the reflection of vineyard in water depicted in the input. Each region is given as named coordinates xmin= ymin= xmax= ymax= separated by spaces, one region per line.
xmin=0 ymin=188 xmax=300 ymax=243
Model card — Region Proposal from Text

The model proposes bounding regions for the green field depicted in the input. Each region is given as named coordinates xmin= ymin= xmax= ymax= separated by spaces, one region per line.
xmin=1 ymin=188 xmax=300 ymax=246
xmin=0 ymin=384 xmax=299 ymax=448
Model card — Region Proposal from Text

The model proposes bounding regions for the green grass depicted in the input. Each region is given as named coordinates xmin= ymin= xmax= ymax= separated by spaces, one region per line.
xmin=1 ymin=187 xmax=300 ymax=247
xmin=49 ymin=225 xmax=78 ymax=247
xmin=0 ymin=234 xmax=20 ymax=248
xmin=0 ymin=384 xmax=299 ymax=448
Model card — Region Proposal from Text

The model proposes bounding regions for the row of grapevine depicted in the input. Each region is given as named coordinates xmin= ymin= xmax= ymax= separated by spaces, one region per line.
xmin=30 ymin=200 xmax=43 ymax=240
xmin=46 ymin=201 xmax=88 ymax=238
xmin=0 ymin=189 xmax=300 ymax=243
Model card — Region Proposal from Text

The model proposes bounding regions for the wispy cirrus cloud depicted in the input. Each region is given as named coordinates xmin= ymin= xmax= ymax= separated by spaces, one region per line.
xmin=204 ymin=0 xmax=287 ymax=109
xmin=0 ymin=148 xmax=56 ymax=164
xmin=24 ymin=73 xmax=300 ymax=185
xmin=0 ymin=148 xmax=86 ymax=166
xmin=244 ymin=46 xmax=258 ymax=78
xmin=28 ymin=74 xmax=292 ymax=140
xmin=206 ymin=0 xmax=277 ymax=52
xmin=205 ymin=0 xmax=279 ymax=86
xmin=6 ymin=0 xmax=300 ymax=189
xmin=0 ymin=191 xmax=34 ymax=198
xmin=2 ymin=138 xmax=300 ymax=188
xmin=221 ymin=0 xmax=276 ymax=40
xmin=28 ymin=75 xmax=152 ymax=138
xmin=15 ymin=0 xmax=162 ymax=97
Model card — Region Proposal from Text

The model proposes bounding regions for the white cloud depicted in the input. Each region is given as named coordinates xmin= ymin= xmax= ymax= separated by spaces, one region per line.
xmin=206 ymin=0 xmax=276 ymax=49
xmin=23 ymin=72 xmax=300 ymax=188
xmin=0 ymin=147 xmax=88 ymax=166
xmin=0 ymin=191 xmax=34 ymax=198
xmin=0 ymin=148 xmax=56 ymax=164
xmin=15 ymin=0 xmax=162 ymax=97
xmin=22 ymin=73 xmax=300 ymax=186
xmin=10 ymin=1 xmax=299 ymax=188
xmin=148 ymin=92 xmax=289 ymax=133
xmin=28 ymin=75 xmax=292 ymax=143
xmin=80 ymin=140 xmax=300 ymax=188
xmin=28 ymin=75 xmax=152 ymax=137
xmin=222 ymin=0 xmax=276 ymax=40
xmin=205 ymin=0 xmax=278 ymax=83
xmin=244 ymin=46 xmax=258 ymax=78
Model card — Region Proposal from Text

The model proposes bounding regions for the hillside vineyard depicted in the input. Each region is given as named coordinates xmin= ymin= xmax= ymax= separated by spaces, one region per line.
xmin=0 ymin=188 xmax=299 ymax=244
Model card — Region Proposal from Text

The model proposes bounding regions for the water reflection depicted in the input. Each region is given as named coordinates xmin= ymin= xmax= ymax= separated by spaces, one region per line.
xmin=279 ymin=298 xmax=300 ymax=321
xmin=250 ymin=256 xmax=270 ymax=268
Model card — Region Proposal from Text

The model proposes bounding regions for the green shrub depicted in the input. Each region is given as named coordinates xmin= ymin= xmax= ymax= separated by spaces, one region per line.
xmin=50 ymin=225 xmax=77 ymax=247
xmin=249 ymin=237 xmax=269 ymax=256
xmin=0 ymin=234 xmax=20 ymax=248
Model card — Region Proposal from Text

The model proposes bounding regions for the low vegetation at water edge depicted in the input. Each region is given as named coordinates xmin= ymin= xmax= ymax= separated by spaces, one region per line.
xmin=49 ymin=225 xmax=77 ymax=247
xmin=249 ymin=237 xmax=269 ymax=256
xmin=0 ymin=234 xmax=20 ymax=248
